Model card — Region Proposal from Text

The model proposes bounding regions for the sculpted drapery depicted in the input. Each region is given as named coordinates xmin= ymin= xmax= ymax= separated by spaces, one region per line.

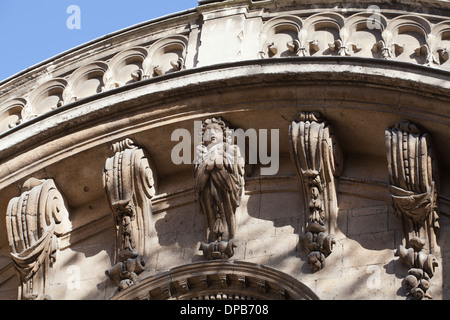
xmin=385 ymin=120 xmax=439 ymax=300
xmin=6 ymin=178 xmax=71 ymax=300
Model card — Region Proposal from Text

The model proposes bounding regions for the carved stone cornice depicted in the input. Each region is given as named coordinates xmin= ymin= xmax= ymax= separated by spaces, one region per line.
xmin=385 ymin=120 xmax=439 ymax=300
xmin=5 ymin=178 xmax=71 ymax=300
xmin=2 ymin=4 xmax=450 ymax=135
xmin=0 ymin=57 xmax=449 ymax=195
xmin=103 ymin=138 xmax=156 ymax=290
xmin=289 ymin=112 xmax=343 ymax=272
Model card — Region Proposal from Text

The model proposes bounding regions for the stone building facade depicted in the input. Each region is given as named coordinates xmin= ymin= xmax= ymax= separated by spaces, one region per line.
xmin=0 ymin=0 xmax=449 ymax=300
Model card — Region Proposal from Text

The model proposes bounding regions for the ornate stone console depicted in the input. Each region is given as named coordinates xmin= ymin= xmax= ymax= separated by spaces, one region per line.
xmin=5 ymin=178 xmax=71 ymax=300
xmin=385 ymin=120 xmax=440 ymax=299
xmin=103 ymin=138 xmax=157 ymax=291
xmin=289 ymin=112 xmax=343 ymax=272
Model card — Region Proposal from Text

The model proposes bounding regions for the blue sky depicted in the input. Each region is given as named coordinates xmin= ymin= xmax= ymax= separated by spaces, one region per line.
xmin=0 ymin=1 xmax=199 ymax=82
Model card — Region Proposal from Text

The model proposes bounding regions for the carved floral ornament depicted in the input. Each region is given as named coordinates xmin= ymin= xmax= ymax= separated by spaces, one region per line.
xmin=385 ymin=120 xmax=440 ymax=300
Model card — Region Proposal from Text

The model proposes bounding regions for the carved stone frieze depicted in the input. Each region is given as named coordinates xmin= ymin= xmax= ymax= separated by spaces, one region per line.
xmin=385 ymin=120 xmax=439 ymax=299
xmin=194 ymin=118 xmax=245 ymax=260
xmin=5 ymin=178 xmax=71 ymax=300
xmin=372 ymin=29 xmax=405 ymax=60
xmin=328 ymin=27 xmax=362 ymax=56
xmin=103 ymin=138 xmax=156 ymax=290
xmin=2 ymin=10 xmax=450 ymax=135
xmin=289 ymin=112 xmax=343 ymax=272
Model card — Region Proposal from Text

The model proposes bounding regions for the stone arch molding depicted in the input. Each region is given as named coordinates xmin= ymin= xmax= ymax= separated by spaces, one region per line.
xmin=111 ymin=261 xmax=320 ymax=300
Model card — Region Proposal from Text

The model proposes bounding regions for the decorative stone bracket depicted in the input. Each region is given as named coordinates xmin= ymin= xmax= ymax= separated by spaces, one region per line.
xmin=5 ymin=178 xmax=71 ymax=300
xmin=289 ymin=112 xmax=343 ymax=272
xmin=194 ymin=118 xmax=245 ymax=260
xmin=385 ymin=120 xmax=440 ymax=300
xmin=103 ymin=138 xmax=156 ymax=290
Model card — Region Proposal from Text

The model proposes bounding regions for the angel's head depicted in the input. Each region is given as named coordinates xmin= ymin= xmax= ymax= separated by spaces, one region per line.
xmin=201 ymin=118 xmax=230 ymax=147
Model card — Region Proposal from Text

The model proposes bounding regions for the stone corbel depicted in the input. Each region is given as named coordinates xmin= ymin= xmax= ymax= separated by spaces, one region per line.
xmin=289 ymin=112 xmax=344 ymax=272
xmin=6 ymin=178 xmax=71 ymax=300
xmin=385 ymin=120 xmax=440 ymax=300
xmin=194 ymin=118 xmax=245 ymax=260
xmin=103 ymin=138 xmax=157 ymax=290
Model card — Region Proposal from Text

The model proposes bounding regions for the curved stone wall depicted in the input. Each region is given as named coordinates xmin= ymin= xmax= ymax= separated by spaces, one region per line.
xmin=0 ymin=0 xmax=449 ymax=300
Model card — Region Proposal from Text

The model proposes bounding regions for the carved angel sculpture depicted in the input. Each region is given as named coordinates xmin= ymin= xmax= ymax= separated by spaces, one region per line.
xmin=6 ymin=178 xmax=71 ymax=300
xmin=194 ymin=118 xmax=245 ymax=258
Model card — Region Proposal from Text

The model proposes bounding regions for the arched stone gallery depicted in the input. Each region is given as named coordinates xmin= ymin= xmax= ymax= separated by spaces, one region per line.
xmin=0 ymin=0 xmax=449 ymax=300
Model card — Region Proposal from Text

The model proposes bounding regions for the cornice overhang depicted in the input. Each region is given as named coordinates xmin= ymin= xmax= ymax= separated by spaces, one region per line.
xmin=2 ymin=0 xmax=450 ymax=91
xmin=0 ymin=57 xmax=449 ymax=189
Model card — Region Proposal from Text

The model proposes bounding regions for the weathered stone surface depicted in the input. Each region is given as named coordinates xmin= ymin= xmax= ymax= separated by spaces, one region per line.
xmin=0 ymin=0 xmax=449 ymax=300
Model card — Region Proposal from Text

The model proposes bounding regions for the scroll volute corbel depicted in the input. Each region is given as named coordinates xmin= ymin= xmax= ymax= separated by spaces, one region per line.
xmin=6 ymin=178 xmax=71 ymax=300
xmin=103 ymin=138 xmax=157 ymax=291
